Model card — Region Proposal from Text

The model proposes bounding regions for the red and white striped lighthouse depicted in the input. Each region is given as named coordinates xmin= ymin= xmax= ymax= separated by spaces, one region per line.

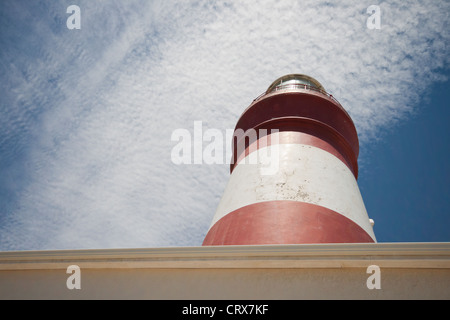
xmin=202 ymin=74 xmax=376 ymax=245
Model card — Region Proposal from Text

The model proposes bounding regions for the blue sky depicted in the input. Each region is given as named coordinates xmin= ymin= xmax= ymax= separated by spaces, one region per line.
xmin=0 ymin=1 xmax=449 ymax=250
xmin=359 ymin=79 xmax=450 ymax=242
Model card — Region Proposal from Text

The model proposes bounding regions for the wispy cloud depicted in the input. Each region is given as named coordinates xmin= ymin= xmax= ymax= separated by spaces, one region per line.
xmin=0 ymin=0 xmax=448 ymax=250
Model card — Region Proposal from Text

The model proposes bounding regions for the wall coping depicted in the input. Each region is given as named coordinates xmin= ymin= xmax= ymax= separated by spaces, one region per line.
xmin=0 ymin=242 xmax=449 ymax=270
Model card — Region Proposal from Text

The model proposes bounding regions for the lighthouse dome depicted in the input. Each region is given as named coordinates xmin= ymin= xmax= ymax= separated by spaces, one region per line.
xmin=266 ymin=74 xmax=325 ymax=94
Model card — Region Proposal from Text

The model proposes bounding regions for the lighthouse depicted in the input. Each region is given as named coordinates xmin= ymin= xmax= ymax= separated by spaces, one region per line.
xmin=203 ymin=74 xmax=376 ymax=245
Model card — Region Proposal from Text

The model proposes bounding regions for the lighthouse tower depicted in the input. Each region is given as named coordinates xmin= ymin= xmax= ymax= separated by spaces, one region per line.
xmin=203 ymin=74 xmax=376 ymax=245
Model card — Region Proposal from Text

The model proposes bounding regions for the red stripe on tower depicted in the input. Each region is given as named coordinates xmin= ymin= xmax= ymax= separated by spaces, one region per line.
xmin=203 ymin=74 xmax=376 ymax=246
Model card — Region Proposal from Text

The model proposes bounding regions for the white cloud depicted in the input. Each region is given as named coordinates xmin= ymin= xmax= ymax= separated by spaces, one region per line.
xmin=0 ymin=0 xmax=448 ymax=250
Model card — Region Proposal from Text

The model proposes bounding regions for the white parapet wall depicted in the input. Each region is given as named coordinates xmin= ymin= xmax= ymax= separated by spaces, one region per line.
xmin=0 ymin=242 xmax=449 ymax=299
